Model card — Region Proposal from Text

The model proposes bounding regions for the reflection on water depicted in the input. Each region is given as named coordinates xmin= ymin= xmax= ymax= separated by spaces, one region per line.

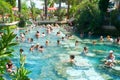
xmin=10 ymin=26 xmax=120 ymax=80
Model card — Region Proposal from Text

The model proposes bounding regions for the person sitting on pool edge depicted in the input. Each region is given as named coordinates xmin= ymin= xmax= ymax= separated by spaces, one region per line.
xmin=105 ymin=50 xmax=115 ymax=67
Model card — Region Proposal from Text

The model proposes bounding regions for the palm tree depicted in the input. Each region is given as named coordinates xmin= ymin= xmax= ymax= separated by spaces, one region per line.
xmin=18 ymin=0 xmax=21 ymax=17
xmin=44 ymin=0 xmax=48 ymax=20
xmin=59 ymin=0 xmax=62 ymax=10
xmin=18 ymin=0 xmax=21 ymax=12
xmin=67 ymin=0 xmax=70 ymax=19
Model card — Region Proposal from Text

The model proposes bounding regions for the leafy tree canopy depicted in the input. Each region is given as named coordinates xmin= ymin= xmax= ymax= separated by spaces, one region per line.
xmin=75 ymin=0 xmax=102 ymax=32
xmin=4 ymin=0 xmax=16 ymax=7
xmin=99 ymin=0 xmax=109 ymax=13
xmin=0 ymin=0 xmax=12 ymax=15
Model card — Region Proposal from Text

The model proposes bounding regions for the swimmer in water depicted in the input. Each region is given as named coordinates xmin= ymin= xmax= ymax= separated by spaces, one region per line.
xmin=56 ymin=31 xmax=60 ymax=36
xmin=105 ymin=50 xmax=115 ymax=67
xmin=75 ymin=40 xmax=79 ymax=47
xmin=35 ymin=43 xmax=40 ymax=50
xmin=42 ymin=32 xmax=45 ymax=37
xmin=69 ymin=55 xmax=75 ymax=63
xmin=35 ymin=31 xmax=40 ymax=38
xmin=6 ymin=60 xmax=13 ymax=73
xmin=39 ymin=46 xmax=44 ymax=53
xmin=45 ymin=40 xmax=49 ymax=47
xmin=92 ymin=41 xmax=96 ymax=45
xmin=62 ymin=37 xmax=65 ymax=41
xmin=20 ymin=48 xmax=24 ymax=53
xmin=82 ymin=47 xmax=88 ymax=55
xmin=57 ymin=40 xmax=60 ymax=46
xmin=30 ymin=45 xmax=35 ymax=51
xmin=100 ymin=36 xmax=104 ymax=42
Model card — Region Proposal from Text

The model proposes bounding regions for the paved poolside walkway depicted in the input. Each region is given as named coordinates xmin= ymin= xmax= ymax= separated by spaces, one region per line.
xmin=0 ymin=21 xmax=19 ymax=26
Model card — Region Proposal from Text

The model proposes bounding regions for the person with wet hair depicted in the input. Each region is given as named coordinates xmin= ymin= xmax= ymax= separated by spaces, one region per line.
xmin=20 ymin=48 xmax=24 ymax=53
xmin=35 ymin=43 xmax=40 ymax=50
xmin=57 ymin=40 xmax=60 ymax=46
xmin=82 ymin=47 xmax=88 ymax=55
xmin=20 ymin=33 xmax=25 ymax=42
xmin=6 ymin=60 xmax=13 ymax=73
xmin=62 ymin=37 xmax=65 ymax=41
xmin=45 ymin=40 xmax=49 ymax=47
xmin=56 ymin=31 xmax=60 ymax=36
xmin=39 ymin=46 xmax=44 ymax=53
xmin=35 ymin=31 xmax=40 ymax=38
xmin=75 ymin=40 xmax=79 ymax=47
xmin=100 ymin=36 xmax=104 ymax=42
xmin=69 ymin=55 xmax=75 ymax=63
xmin=42 ymin=32 xmax=45 ymax=37
xmin=16 ymin=36 xmax=19 ymax=42
xmin=30 ymin=45 xmax=35 ymax=52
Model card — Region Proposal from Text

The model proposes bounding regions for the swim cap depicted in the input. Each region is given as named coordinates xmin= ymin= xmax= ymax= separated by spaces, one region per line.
xmin=109 ymin=50 xmax=113 ymax=53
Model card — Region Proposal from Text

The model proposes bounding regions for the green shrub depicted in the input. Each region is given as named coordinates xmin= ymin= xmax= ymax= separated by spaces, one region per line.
xmin=12 ymin=53 xmax=31 ymax=80
xmin=111 ymin=9 xmax=120 ymax=33
xmin=18 ymin=17 xmax=26 ymax=27
xmin=0 ymin=28 xmax=17 ymax=79
xmin=55 ymin=9 xmax=66 ymax=21
xmin=75 ymin=1 xmax=102 ymax=33
xmin=26 ymin=20 xmax=32 ymax=25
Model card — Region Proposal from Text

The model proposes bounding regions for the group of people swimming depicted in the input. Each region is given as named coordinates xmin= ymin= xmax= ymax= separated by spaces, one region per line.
xmin=100 ymin=35 xmax=120 ymax=44
xmin=15 ymin=24 xmax=70 ymax=53
xmin=6 ymin=23 xmax=119 ymax=74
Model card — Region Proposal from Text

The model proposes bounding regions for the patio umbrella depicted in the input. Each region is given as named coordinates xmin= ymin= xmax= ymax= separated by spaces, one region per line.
xmin=12 ymin=7 xmax=18 ymax=11
xmin=48 ymin=7 xmax=57 ymax=10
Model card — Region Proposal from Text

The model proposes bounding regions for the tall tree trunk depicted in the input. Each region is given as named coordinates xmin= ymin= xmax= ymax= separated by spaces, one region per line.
xmin=118 ymin=1 xmax=120 ymax=10
xmin=2 ymin=14 xmax=4 ymax=23
xmin=59 ymin=0 xmax=61 ymax=10
xmin=18 ymin=0 xmax=21 ymax=17
xmin=45 ymin=0 xmax=48 ymax=20
xmin=67 ymin=0 xmax=70 ymax=19
xmin=89 ymin=0 xmax=92 ymax=2
xmin=114 ymin=0 xmax=120 ymax=9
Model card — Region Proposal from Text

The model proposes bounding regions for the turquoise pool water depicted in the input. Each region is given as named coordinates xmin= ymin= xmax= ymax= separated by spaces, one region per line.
xmin=9 ymin=26 xmax=120 ymax=80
